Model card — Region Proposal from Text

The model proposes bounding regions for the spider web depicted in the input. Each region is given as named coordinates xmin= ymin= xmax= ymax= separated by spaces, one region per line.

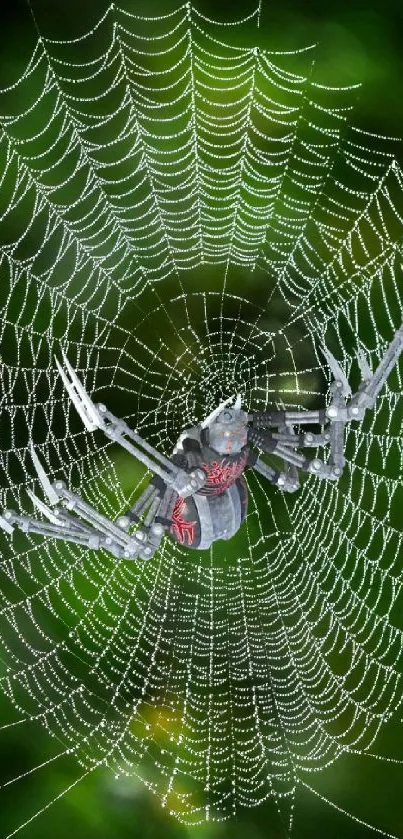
xmin=1 ymin=2 xmax=403 ymax=836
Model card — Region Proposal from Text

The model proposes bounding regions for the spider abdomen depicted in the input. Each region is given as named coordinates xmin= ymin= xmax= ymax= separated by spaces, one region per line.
xmin=170 ymin=477 xmax=248 ymax=549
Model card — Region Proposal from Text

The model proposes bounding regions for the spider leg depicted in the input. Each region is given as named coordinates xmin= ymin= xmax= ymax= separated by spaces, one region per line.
xmin=51 ymin=482 xmax=143 ymax=548
xmin=119 ymin=484 xmax=160 ymax=527
xmin=0 ymin=449 xmax=159 ymax=560
xmin=249 ymin=423 xmax=337 ymax=488
xmin=326 ymin=381 xmax=346 ymax=476
xmin=321 ymin=345 xmax=351 ymax=397
xmin=119 ymin=480 xmax=178 ymax=559
xmin=0 ymin=505 xmax=130 ymax=558
xmin=252 ymin=458 xmax=300 ymax=492
xmin=250 ymin=324 xmax=403 ymax=430
xmin=51 ymin=480 xmax=173 ymax=561
xmin=249 ymin=408 xmax=327 ymax=429
xmin=273 ymin=443 xmax=337 ymax=480
xmin=0 ymin=481 xmax=140 ymax=557
xmin=248 ymin=323 xmax=403 ymax=490
xmin=341 ymin=323 xmax=403 ymax=420
xmin=308 ymin=324 xmax=403 ymax=477
xmin=55 ymin=353 xmax=205 ymax=498
xmin=301 ymin=324 xmax=403 ymax=478
xmin=273 ymin=421 xmax=301 ymax=490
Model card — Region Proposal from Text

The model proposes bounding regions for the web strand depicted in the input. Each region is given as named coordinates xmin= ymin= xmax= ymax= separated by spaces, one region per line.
xmin=0 ymin=3 xmax=402 ymax=837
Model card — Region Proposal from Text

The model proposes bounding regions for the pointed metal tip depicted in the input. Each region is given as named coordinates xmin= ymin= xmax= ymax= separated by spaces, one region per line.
xmin=61 ymin=352 xmax=75 ymax=376
xmin=26 ymin=488 xmax=61 ymax=525
xmin=356 ymin=348 xmax=372 ymax=381
xmin=55 ymin=353 xmax=99 ymax=432
xmin=59 ymin=348 xmax=71 ymax=368
xmin=30 ymin=446 xmax=59 ymax=505
xmin=0 ymin=513 xmax=14 ymax=535
xmin=322 ymin=344 xmax=351 ymax=396
xmin=26 ymin=487 xmax=38 ymax=505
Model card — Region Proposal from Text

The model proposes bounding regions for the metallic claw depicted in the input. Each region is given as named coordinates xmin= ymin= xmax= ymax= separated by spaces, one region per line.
xmin=322 ymin=345 xmax=351 ymax=397
xmin=26 ymin=488 xmax=62 ymax=525
xmin=30 ymin=445 xmax=59 ymax=505
xmin=61 ymin=351 xmax=101 ymax=426
xmin=54 ymin=357 xmax=95 ymax=432
xmin=349 ymin=322 xmax=403 ymax=410
xmin=0 ymin=512 xmax=14 ymax=535
xmin=55 ymin=352 xmax=101 ymax=433
xmin=356 ymin=348 xmax=372 ymax=381
xmin=364 ymin=324 xmax=403 ymax=401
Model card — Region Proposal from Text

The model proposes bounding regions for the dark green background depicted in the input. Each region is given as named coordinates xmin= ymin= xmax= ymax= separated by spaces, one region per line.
xmin=1 ymin=1 xmax=403 ymax=838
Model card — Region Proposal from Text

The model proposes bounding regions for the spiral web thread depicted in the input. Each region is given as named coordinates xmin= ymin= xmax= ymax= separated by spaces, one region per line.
xmin=1 ymin=3 xmax=403 ymax=836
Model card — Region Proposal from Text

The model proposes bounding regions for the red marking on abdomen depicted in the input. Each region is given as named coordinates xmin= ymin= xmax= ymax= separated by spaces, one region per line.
xmin=171 ymin=497 xmax=197 ymax=545
xmin=202 ymin=450 xmax=248 ymax=494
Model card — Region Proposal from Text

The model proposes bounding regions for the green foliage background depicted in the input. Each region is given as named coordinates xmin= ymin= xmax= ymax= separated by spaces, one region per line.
xmin=1 ymin=1 xmax=403 ymax=838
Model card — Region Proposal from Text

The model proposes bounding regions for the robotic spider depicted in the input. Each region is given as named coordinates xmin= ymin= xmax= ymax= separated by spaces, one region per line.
xmin=1 ymin=326 xmax=403 ymax=561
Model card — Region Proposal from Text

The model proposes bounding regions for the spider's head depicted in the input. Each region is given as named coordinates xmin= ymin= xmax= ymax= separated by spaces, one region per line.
xmin=202 ymin=395 xmax=248 ymax=455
